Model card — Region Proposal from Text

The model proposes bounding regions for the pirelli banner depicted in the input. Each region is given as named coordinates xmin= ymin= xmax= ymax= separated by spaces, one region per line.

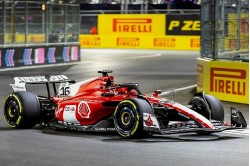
xmin=98 ymin=14 xmax=166 ymax=36
xmin=166 ymin=14 xmax=200 ymax=36
xmin=197 ymin=58 xmax=249 ymax=104
xmin=80 ymin=14 xmax=200 ymax=50
xmin=80 ymin=35 xmax=200 ymax=50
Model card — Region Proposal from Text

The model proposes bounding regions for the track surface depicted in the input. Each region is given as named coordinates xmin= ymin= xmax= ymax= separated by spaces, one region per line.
xmin=0 ymin=49 xmax=248 ymax=166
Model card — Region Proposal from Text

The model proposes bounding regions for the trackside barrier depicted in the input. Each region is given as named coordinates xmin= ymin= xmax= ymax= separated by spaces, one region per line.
xmin=80 ymin=14 xmax=200 ymax=50
xmin=79 ymin=35 xmax=200 ymax=50
xmin=0 ymin=45 xmax=80 ymax=68
xmin=197 ymin=58 xmax=249 ymax=104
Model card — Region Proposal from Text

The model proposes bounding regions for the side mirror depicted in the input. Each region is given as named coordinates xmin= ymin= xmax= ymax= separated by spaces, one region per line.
xmin=153 ymin=90 xmax=162 ymax=97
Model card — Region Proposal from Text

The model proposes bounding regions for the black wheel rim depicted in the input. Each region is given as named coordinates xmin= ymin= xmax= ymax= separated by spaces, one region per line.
xmin=4 ymin=99 xmax=21 ymax=126
xmin=190 ymin=98 xmax=210 ymax=120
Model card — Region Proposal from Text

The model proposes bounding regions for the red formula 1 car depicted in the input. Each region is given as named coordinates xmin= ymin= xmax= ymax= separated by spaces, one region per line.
xmin=4 ymin=70 xmax=247 ymax=138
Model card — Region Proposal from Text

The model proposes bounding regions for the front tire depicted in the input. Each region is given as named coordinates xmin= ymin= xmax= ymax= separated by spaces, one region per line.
xmin=188 ymin=94 xmax=224 ymax=121
xmin=114 ymin=98 xmax=147 ymax=138
xmin=188 ymin=94 xmax=225 ymax=135
xmin=4 ymin=91 xmax=41 ymax=128
xmin=204 ymin=94 xmax=224 ymax=121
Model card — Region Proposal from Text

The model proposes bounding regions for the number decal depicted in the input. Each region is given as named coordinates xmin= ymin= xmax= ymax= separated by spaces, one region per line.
xmin=60 ymin=87 xmax=70 ymax=95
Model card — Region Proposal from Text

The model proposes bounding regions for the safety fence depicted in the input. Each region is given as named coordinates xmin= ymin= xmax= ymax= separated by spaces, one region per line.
xmin=0 ymin=1 xmax=81 ymax=69
xmin=197 ymin=0 xmax=249 ymax=104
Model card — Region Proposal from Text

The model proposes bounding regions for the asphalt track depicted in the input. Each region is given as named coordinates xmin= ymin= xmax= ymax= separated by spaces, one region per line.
xmin=0 ymin=49 xmax=248 ymax=166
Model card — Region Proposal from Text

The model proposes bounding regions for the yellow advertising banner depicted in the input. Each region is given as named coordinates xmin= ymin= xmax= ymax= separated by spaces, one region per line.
xmin=197 ymin=58 xmax=249 ymax=104
xmin=228 ymin=13 xmax=248 ymax=37
xmin=98 ymin=14 xmax=166 ymax=36
xmin=80 ymin=35 xmax=200 ymax=50
xmin=5 ymin=34 xmax=45 ymax=43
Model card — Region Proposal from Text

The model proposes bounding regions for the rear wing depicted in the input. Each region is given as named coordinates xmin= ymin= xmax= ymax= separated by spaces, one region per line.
xmin=10 ymin=75 xmax=73 ymax=92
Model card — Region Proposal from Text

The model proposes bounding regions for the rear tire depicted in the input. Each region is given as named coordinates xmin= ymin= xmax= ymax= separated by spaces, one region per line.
xmin=4 ymin=91 xmax=41 ymax=128
xmin=114 ymin=98 xmax=148 ymax=138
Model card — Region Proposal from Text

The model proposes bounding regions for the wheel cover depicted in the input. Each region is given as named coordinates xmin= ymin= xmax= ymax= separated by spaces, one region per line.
xmin=121 ymin=111 xmax=131 ymax=126
xmin=117 ymin=106 xmax=135 ymax=131
xmin=114 ymin=102 xmax=140 ymax=137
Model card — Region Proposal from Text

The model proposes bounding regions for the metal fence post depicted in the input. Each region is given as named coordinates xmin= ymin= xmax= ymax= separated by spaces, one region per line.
xmin=213 ymin=0 xmax=219 ymax=59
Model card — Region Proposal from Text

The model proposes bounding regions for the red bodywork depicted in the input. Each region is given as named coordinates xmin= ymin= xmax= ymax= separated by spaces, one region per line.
xmin=50 ymin=74 xmax=215 ymax=129
xmin=51 ymin=75 xmax=148 ymax=125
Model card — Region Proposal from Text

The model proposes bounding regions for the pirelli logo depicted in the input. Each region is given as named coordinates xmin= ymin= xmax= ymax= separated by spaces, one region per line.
xmin=117 ymin=37 xmax=140 ymax=47
xmin=81 ymin=37 xmax=100 ymax=46
xmin=190 ymin=39 xmax=200 ymax=48
xmin=154 ymin=38 xmax=176 ymax=48
xmin=197 ymin=64 xmax=203 ymax=88
xmin=229 ymin=39 xmax=249 ymax=49
xmin=113 ymin=18 xmax=152 ymax=33
xmin=210 ymin=68 xmax=247 ymax=96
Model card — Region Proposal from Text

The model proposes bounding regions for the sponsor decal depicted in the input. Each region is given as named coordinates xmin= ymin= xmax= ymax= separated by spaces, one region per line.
xmin=145 ymin=115 xmax=154 ymax=126
xmin=62 ymin=46 xmax=70 ymax=62
xmin=190 ymin=38 xmax=200 ymax=48
xmin=240 ymin=18 xmax=248 ymax=33
xmin=229 ymin=39 xmax=249 ymax=49
xmin=64 ymin=105 xmax=76 ymax=112
xmin=116 ymin=37 xmax=140 ymax=47
xmin=18 ymin=77 xmax=46 ymax=82
xmin=154 ymin=38 xmax=176 ymax=47
xmin=11 ymin=84 xmax=26 ymax=91
xmin=197 ymin=64 xmax=203 ymax=88
xmin=166 ymin=14 xmax=200 ymax=36
xmin=81 ymin=37 xmax=100 ymax=46
xmin=94 ymin=128 xmax=116 ymax=131
xmin=4 ymin=49 xmax=15 ymax=67
xmin=23 ymin=48 xmax=33 ymax=65
xmin=47 ymin=47 xmax=56 ymax=63
xmin=210 ymin=68 xmax=247 ymax=96
xmin=113 ymin=18 xmax=152 ymax=33
xmin=63 ymin=105 xmax=78 ymax=123
xmin=143 ymin=113 xmax=160 ymax=128
xmin=34 ymin=48 xmax=45 ymax=64
xmin=78 ymin=101 xmax=91 ymax=118
xmin=71 ymin=46 xmax=79 ymax=61
xmin=55 ymin=107 xmax=63 ymax=118
xmin=17 ymin=75 xmax=67 ymax=83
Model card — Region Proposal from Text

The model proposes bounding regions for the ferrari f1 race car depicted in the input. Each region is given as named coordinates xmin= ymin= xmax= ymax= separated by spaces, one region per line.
xmin=4 ymin=70 xmax=247 ymax=138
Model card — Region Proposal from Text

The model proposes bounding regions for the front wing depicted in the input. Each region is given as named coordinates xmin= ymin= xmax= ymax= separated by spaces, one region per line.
xmin=144 ymin=107 xmax=247 ymax=135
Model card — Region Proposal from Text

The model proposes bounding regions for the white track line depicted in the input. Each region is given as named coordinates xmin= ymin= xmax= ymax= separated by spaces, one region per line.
xmin=222 ymin=129 xmax=249 ymax=136
xmin=121 ymin=54 xmax=162 ymax=59
xmin=159 ymin=84 xmax=197 ymax=96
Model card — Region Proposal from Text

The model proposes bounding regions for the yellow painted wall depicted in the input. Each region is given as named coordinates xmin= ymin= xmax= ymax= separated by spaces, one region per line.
xmin=197 ymin=58 xmax=249 ymax=104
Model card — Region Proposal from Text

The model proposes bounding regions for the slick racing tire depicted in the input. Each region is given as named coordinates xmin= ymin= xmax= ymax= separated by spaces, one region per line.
xmin=114 ymin=98 xmax=148 ymax=138
xmin=188 ymin=96 xmax=211 ymax=120
xmin=188 ymin=94 xmax=224 ymax=121
xmin=4 ymin=91 xmax=41 ymax=129
xmin=204 ymin=94 xmax=224 ymax=121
